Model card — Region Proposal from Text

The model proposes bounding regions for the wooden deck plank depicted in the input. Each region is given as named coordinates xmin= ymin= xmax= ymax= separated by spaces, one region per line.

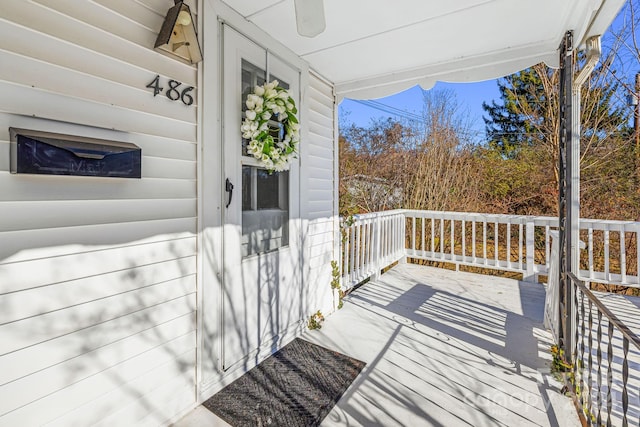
xmin=302 ymin=263 xmax=581 ymax=427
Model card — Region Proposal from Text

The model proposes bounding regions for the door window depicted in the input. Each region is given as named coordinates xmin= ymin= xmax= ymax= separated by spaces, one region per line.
xmin=240 ymin=60 xmax=290 ymax=258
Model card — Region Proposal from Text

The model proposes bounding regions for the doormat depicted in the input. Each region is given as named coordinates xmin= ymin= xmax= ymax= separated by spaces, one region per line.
xmin=203 ymin=338 xmax=366 ymax=426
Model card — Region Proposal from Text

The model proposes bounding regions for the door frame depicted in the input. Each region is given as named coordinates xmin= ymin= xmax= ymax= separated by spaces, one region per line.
xmin=197 ymin=1 xmax=313 ymax=398
xmin=221 ymin=24 xmax=302 ymax=371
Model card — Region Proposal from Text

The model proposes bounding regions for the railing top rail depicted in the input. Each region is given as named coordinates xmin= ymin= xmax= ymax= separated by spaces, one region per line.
xmin=401 ymin=209 xmax=559 ymax=222
xmin=342 ymin=210 xmax=640 ymax=229
xmin=342 ymin=209 xmax=406 ymax=222
xmin=568 ymin=272 xmax=640 ymax=352
xmin=580 ymin=218 xmax=640 ymax=225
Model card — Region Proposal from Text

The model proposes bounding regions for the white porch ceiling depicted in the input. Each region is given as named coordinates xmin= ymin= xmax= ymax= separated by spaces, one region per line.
xmin=221 ymin=0 xmax=625 ymax=99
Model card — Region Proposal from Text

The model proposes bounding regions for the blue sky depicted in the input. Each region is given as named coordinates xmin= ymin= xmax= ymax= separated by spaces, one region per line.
xmin=339 ymin=79 xmax=501 ymax=142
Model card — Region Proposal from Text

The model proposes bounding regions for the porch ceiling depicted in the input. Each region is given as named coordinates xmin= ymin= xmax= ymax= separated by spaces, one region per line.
xmin=220 ymin=0 xmax=625 ymax=99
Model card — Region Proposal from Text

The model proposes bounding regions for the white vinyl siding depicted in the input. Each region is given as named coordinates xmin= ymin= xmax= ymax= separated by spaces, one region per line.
xmin=302 ymin=73 xmax=337 ymax=313
xmin=0 ymin=1 xmax=198 ymax=426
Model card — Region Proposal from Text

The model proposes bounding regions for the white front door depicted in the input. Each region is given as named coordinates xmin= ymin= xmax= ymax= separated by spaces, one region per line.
xmin=222 ymin=26 xmax=301 ymax=370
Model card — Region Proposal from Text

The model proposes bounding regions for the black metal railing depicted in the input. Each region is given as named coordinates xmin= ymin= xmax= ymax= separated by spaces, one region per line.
xmin=569 ymin=272 xmax=640 ymax=426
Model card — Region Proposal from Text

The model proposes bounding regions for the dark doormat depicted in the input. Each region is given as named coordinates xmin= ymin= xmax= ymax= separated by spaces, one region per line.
xmin=203 ymin=338 xmax=366 ymax=426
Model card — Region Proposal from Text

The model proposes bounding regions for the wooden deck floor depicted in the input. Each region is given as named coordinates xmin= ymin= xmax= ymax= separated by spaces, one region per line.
xmin=303 ymin=263 xmax=581 ymax=427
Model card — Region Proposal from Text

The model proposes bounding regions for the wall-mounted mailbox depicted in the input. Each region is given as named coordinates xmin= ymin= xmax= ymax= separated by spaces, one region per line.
xmin=10 ymin=128 xmax=141 ymax=178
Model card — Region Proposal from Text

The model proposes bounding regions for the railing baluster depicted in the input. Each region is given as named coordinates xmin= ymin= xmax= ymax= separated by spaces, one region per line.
xmin=579 ymin=287 xmax=586 ymax=415
xmin=385 ymin=216 xmax=390 ymax=269
xmin=387 ymin=216 xmax=392 ymax=263
xmin=342 ymin=223 xmax=349 ymax=287
xmin=450 ymin=219 xmax=457 ymax=265
xmin=365 ymin=220 xmax=369 ymax=273
xmin=525 ymin=220 xmax=535 ymax=281
xmin=597 ymin=310 xmax=603 ymax=426
xmin=421 ymin=215 xmax=425 ymax=256
xmin=519 ymin=223 xmax=524 ymax=271
xmin=372 ymin=218 xmax=377 ymax=271
xmin=355 ymin=221 xmax=361 ymax=280
xmin=411 ymin=216 xmax=416 ymax=254
xmin=545 ymin=225 xmax=550 ymax=272
xmin=472 ymin=220 xmax=476 ymax=261
xmin=574 ymin=278 xmax=579 ymax=368
xmin=361 ymin=220 xmax=367 ymax=276
xmin=374 ymin=215 xmax=381 ymax=278
xmin=507 ymin=222 xmax=512 ymax=269
xmin=386 ymin=216 xmax=390 ymax=263
xmin=622 ymin=336 xmax=629 ymax=427
xmin=350 ymin=225 xmax=356 ymax=285
xmin=396 ymin=214 xmax=401 ymax=259
xmin=621 ymin=228 xmax=627 ymax=283
xmin=363 ymin=220 xmax=367 ymax=276
xmin=380 ymin=217 xmax=385 ymax=266
xmin=397 ymin=215 xmax=401 ymax=259
xmin=385 ymin=216 xmax=389 ymax=264
xmin=605 ymin=229 xmax=610 ymax=282
xmin=588 ymin=299 xmax=594 ymax=420
xmin=440 ymin=217 xmax=445 ymax=259
xmin=494 ymin=221 xmax=499 ymax=266
xmin=589 ymin=226 xmax=594 ymax=281
xmin=606 ymin=320 xmax=613 ymax=427
xmin=398 ymin=214 xmax=402 ymax=258
xmin=462 ymin=220 xmax=466 ymax=263
xmin=431 ymin=215 xmax=435 ymax=255
xmin=367 ymin=220 xmax=373 ymax=275
xmin=483 ymin=220 xmax=487 ymax=265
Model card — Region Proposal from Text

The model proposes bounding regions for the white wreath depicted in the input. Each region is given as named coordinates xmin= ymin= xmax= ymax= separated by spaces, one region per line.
xmin=241 ymin=80 xmax=300 ymax=172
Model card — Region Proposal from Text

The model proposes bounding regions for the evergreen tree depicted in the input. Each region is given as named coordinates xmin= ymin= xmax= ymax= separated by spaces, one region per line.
xmin=482 ymin=67 xmax=549 ymax=158
xmin=482 ymin=62 xmax=628 ymax=159
xmin=480 ymin=61 xmax=633 ymax=217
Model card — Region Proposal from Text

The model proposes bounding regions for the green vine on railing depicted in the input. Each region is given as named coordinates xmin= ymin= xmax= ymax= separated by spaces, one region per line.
xmin=331 ymin=260 xmax=345 ymax=309
xmin=340 ymin=215 xmax=355 ymax=245
xmin=550 ymin=344 xmax=587 ymax=417
xmin=550 ymin=345 xmax=573 ymax=374
xmin=307 ymin=310 xmax=324 ymax=330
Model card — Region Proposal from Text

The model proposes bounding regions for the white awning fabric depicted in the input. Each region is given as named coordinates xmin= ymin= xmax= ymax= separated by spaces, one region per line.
xmin=220 ymin=0 xmax=625 ymax=100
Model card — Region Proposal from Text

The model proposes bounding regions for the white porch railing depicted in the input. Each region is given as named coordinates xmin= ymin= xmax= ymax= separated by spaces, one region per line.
xmin=340 ymin=210 xmax=406 ymax=289
xmin=580 ymin=218 xmax=640 ymax=287
xmin=340 ymin=210 xmax=640 ymax=290
xmin=340 ymin=209 xmax=640 ymax=426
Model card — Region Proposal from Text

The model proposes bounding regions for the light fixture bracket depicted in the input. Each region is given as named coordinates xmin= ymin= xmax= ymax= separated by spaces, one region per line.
xmin=154 ymin=1 xmax=202 ymax=64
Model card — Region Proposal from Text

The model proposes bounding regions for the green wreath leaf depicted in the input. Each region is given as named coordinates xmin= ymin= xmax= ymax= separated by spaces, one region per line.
xmin=241 ymin=80 xmax=300 ymax=172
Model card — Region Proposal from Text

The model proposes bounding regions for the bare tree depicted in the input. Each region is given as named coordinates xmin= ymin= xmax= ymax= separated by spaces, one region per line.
xmin=402 ymin=89 xmax=482 ymax=212
xmin=339 ymin=89 xmax=481 ymax=215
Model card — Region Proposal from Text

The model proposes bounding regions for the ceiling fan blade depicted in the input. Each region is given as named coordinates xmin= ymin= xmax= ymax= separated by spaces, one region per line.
xmin=294 ymin=0 xmax=326 ymax=38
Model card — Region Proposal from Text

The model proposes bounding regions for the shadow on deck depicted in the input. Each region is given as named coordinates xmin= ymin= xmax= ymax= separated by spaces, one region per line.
xmin=303 ymin=263 xmax=581 ymax=427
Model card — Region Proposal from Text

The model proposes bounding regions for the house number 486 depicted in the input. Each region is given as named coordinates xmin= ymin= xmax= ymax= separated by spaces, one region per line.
xmin=146 ymin=75 xmax=194 ymax=106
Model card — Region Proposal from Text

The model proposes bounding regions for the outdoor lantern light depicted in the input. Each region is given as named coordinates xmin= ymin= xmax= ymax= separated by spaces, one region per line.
xmin=155 ymin=1 xmax=202 ymax=64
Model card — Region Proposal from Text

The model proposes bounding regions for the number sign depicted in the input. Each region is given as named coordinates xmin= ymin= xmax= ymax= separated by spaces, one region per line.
xmin=146 ymin=75 xmax=194 ymax=106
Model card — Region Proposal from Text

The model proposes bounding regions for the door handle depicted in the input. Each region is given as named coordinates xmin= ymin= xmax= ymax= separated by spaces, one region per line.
xmin=225 ymin=178 xmax=234 ymax=208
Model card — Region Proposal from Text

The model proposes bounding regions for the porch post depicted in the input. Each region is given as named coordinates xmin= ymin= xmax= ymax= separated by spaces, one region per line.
xmin=558 ymin=31 xmax=574 ymax=358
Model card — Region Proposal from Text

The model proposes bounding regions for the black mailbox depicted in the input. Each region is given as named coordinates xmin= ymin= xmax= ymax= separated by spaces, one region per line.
xmin=10 ymin=128 xmax=142 ymax=179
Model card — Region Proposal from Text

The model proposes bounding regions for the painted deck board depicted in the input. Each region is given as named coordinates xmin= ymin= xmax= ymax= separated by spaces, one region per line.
xmin=305 ymin=263 xmax=580 ymax=427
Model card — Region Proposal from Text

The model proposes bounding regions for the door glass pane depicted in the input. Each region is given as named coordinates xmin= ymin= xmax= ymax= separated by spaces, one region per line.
xmin=242 ymin=168 xmax=289 ymax=257
xmin=241 ymin=59 xmax=266 ymax=156
xmin=257 ymin=169 xmax=288 ymax=209
xmin=240 ymin=66 xmax=291 ymax=258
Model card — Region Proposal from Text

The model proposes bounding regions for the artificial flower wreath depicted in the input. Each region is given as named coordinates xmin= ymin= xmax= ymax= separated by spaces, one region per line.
xmin=241 ymin=80 xmax=300 ymax=172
